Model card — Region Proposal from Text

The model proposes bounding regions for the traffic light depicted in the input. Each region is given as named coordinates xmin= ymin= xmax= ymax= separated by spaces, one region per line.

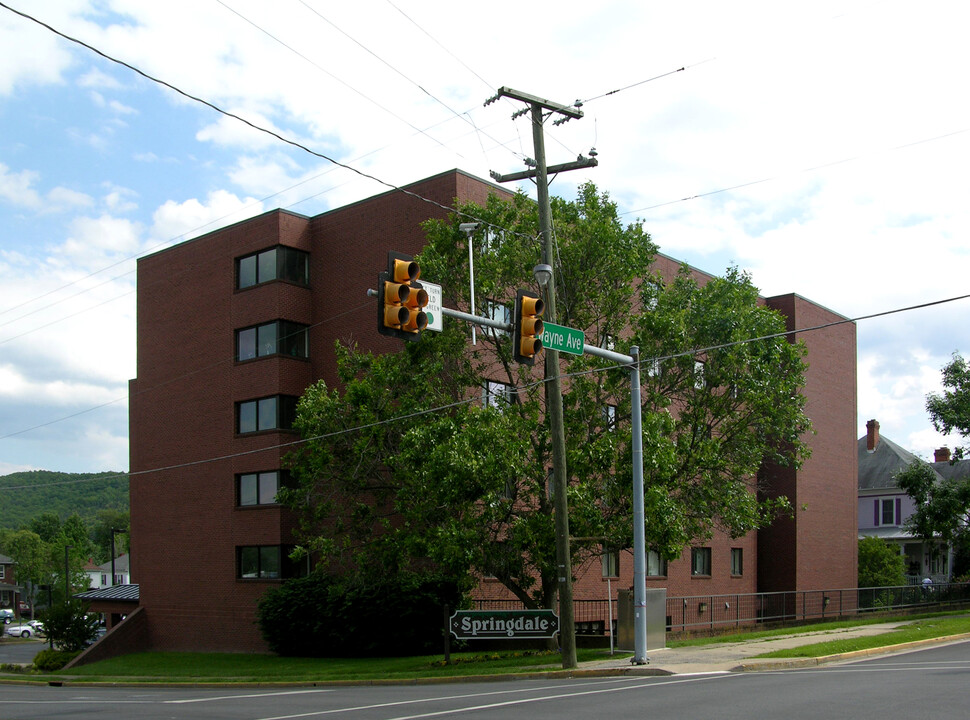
xmin=378 ymin=251 xmax=429 ymax=341
xmin=513 ymin=289 xmax=544 ymax=364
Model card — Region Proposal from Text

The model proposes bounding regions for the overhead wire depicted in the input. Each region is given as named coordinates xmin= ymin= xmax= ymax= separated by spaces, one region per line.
xmin=3 ymin=289 xmax=969 ymax=490
xmin=0 ymin=1 xmax=529 ymax=243
xmin=0 ymin=1 xmax=537 ymax=336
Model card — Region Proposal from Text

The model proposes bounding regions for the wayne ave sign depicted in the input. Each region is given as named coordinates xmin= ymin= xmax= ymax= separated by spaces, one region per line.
xmin=450 ymin=610 xmax=560 ymax=640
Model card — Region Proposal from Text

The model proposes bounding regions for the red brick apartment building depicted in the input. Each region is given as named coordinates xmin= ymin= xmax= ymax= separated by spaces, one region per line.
xmin=124 ymin=169 xmax=857 ymax=654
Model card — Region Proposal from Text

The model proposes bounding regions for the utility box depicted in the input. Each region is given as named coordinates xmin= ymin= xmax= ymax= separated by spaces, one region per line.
xmin=616 ymin=588 xmax=666 ymax=651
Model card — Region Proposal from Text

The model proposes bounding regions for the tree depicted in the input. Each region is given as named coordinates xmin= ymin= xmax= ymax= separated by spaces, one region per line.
xmin=857 ymin=536 xmax=905 ymax=588
xmin=90 ymin=509 xmax=129 ymax=564
xmin=283 ymin=183 xmax=811 ymax=610
xmin=895 ymin=459 xmax=970 ymax=575
xmin=39 ymin=600 xmax=100 ymax=652
xmin=926 ymin=353 xmax=970 ymax=459
xmin=0 ymin=529 xmax=51 ymax=615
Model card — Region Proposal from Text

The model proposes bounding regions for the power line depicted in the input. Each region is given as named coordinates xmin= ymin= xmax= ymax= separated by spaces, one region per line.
xmin=626 ymin=127 xmax=970 ymax=215
xmin=4 ymin=290 xmax=969 ymax=490
xmin=215 ymin=0 xmax=459 ymax=157
xmin=0 ymin=1 xmax=526 ymax=241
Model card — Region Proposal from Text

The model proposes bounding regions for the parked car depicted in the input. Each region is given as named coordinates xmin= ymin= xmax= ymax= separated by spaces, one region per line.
xmin=0 ymin=609 xmax=14 ymax=624
xmin=27 ymin=620 xmax=45 ymax=635
xmin=5 ymin=623 xmax=37 ymax=639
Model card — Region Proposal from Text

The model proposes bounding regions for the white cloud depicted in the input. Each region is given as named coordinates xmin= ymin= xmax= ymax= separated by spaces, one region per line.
xmin=78 ymin=67 xmax=122 ymax=90
xmin=151 ymin=190 xmax=264 ymax=244
xmin=0 ymin=163 xmax=42 ymax=208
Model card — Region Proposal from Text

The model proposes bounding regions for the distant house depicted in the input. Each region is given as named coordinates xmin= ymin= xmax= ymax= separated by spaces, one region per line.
xmin=85 ymin=554 xmax=132 ymax=590
xmin=858 ymin=419 xmax=970 ymax=582
xmin=0 ymin=554 xmax=20 ymax=614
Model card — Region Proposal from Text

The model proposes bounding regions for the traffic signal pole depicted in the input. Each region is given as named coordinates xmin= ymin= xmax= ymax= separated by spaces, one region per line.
xmin=368 ymin=297 xmax=650 ymax=665
xmin=488 ymin=87 xmax=593 ymax=670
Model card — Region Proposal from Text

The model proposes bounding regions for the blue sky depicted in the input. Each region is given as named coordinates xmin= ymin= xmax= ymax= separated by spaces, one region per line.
xmin=1 ymin=0 xmax=969 ymax=474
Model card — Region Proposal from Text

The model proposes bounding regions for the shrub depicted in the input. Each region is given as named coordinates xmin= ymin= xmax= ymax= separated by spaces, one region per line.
xmin=257 ymin=570 xmax=465 ymax=657
xmin=33 ymin=649 xmax=80 ymax=672
xmin=858 ymin=537 xmax=906 ymax=588
xmin=38 ymin=601 xmax=100 ymax=652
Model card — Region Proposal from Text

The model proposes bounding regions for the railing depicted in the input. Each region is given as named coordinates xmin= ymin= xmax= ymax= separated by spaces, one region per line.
xmin=470 ymin=582 xmax=970 ymax=636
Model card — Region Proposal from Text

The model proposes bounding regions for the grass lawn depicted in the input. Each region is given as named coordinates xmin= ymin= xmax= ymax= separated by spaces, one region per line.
xmin=34 ymin=647 xmax=624 ymax=684
xmin=752 ymin=614 xmax=970 ymax=659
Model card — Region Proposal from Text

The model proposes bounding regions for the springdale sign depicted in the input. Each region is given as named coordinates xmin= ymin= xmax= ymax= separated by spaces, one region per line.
xmin=450 ymin=610 xmax=560 ymax=640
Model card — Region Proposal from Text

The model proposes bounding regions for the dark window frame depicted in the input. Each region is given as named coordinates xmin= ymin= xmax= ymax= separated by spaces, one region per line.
xmin=236 ymin=395 xmax=298 ymax=434
xmin=236 ymin=320 xmax=309 ymax=361
xmin=237 ymin=545 xmax=307 ymax=580
xmin=237 ymin=470 xmax=286 ymax=507
xmin=236 ymin=246 xmax=309 ymax=290
xmin=691 ymin=547 xmax=712 ymax=577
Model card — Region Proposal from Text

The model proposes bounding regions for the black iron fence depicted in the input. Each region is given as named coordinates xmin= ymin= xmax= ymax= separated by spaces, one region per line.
xmin=470 ymin=582 xmax=970 ymax=636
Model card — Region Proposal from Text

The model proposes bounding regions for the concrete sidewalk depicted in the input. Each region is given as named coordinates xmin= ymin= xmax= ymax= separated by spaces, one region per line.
xmin=575 ymin=622 xmax=970 ymax=676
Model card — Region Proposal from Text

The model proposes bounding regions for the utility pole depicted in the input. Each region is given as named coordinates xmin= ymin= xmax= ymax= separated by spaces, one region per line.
xmin=488 ymin=86 xmax=597 ymax=670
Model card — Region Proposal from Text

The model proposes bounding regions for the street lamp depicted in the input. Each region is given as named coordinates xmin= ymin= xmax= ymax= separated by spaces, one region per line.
xmin=63 ymin=544 xmax=73 ymax=602
xmin=533 ymin=264 xmax=552 ymax=290
xmin=532 ymin=261 xmax=577 ymax=669
xmin=110 ymin=528 xmax=126 ymax=587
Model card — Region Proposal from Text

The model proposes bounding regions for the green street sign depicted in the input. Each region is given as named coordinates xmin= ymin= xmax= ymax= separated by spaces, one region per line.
xmin=542 ymin=322 xmax=584 ymax=355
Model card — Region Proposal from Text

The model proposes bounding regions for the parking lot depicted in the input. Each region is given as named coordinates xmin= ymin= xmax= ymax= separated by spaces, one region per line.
xmin=0 ymin=636 xmax=45 ymax=665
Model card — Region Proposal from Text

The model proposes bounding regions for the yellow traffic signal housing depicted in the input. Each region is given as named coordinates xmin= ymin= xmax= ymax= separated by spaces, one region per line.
xmin=378 ymin=251 xmax=428 ymax=341
xmin=513 ymin=289 xmax=544 ymax=364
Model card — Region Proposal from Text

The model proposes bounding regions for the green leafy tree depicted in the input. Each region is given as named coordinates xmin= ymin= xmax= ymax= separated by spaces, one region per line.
xmin=39 ymin=600 xmax=100 ymax=652
xmin=27 ymin=512 xmax=62 ymax=543
xmin=858 ymin=536 xmax=906 ymax=588
xmin=926 ymin=353 xmax=970 ymax=459
xmin=0 ymin=529 xmax=51 ymax=615
xmin=283 ymin=183 xmax=811 ymax=609
xmin=896 ymin=459 xmax=970 ymax=576
xmin=90 ymin=510 xmax=129 ymax=564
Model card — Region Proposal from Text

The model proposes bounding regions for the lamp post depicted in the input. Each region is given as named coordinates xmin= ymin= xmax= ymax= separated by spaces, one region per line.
xmin=63 ymin=544 xmax=72 ymax=603
xmin=110 ymin=528 xmax=125 ymax=586
xmin=533 ymin=261 xmax=576 ymax=670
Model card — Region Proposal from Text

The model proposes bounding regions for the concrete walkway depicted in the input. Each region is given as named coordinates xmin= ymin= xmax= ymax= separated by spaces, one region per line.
xmin=575 ymin=622 xmax=970 ymax=676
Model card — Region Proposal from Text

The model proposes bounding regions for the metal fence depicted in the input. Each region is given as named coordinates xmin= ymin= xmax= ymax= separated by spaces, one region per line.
xmin=471 ymin=582 xmax=970 ymax=636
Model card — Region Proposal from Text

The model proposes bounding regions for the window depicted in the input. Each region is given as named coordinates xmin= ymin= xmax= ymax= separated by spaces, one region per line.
xmin=236 ymin=321 xmax=308 ymax=361
xmin=237 ymin=395 xmax=297 ymax=434
xmin=647 ymin=549 xmax=667 ymax=577
xmin=691 ymin=547 xmax=712 ymax=576
xmin=236 ymin=246 xmax=309 ymax=289
xmin=0 ymin=565 xmax=4 ymax=580
xmin=238 ymin=471 xmax=285 ymax=506
xmin=693 ymin=360 xmax=706 ymax=389
xmin=874 ymin=497 xmax=901 ymax=527
xmin=601 ymin=548 xmax=620 ymax=578
xmin=601 ymin=404 xmax=617 ymax=431
xmin=731 ymin=548 xmax=743 ymax=576
xmin=237 ymin=545 xmax=306 ymax=579
xmin=483 ymin=299 xmax=511 ymax=336
xmin=600 ymin=333 xmax=617 ymax=351
xmin=483 ymin=380 xmax=513 ymax=408
xmin=646 ymin=357 xmax=662 ymax=378
xmin=644 ymin=280 xmax=663 ymax=310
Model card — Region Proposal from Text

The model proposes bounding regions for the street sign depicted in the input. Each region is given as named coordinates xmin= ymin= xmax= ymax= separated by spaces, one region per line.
xmin=449 ymin=610 xmax=560 ymax=639
xmin=542 ymin=322 xmax=584 ymax=355
xmin=422 ymin=281 xmax=442 ymax=332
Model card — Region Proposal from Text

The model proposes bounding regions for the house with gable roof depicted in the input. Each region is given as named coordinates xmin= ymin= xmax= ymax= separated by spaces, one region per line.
xmin=857 ymin=419 xmax=970 ymax=582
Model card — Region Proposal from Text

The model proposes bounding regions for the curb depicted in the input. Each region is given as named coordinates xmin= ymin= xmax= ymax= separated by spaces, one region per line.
xmin=733 ymin=632 xmax=970 ymax=672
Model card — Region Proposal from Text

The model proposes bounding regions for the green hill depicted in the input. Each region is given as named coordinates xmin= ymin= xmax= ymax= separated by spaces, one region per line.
xmin=0 ymin=470 xmax=129 ymax=530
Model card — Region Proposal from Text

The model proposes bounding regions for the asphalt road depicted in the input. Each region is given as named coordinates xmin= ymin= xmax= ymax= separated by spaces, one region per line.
xmin=0 ymin=636 xmax=45 ymax=665
xmin=1 ymin=640 xmax=968 ymax=720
